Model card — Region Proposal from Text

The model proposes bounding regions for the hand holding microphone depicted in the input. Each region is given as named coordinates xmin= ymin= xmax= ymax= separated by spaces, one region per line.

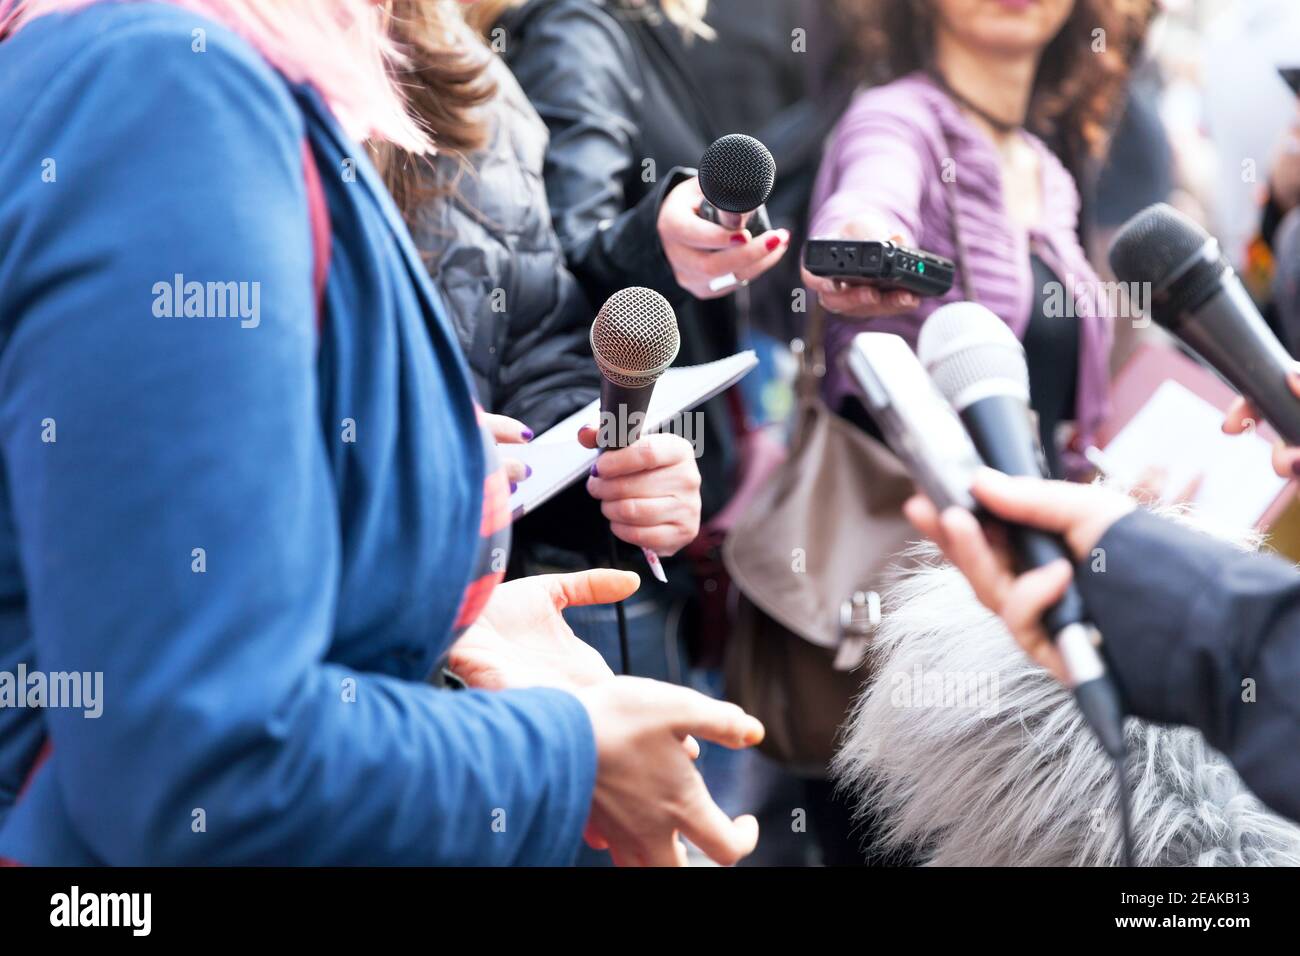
xmin=588 ymin=288 xmax=701 ymax=579
xmin=904 ymin=472 xmax=1135 ymax=684
xmin=847 ymin=307 xmax=1133 ymax=859
xmin=911 ymin=303 xmax=1127 ymax=758
xmin=657 ymin=134 xmax=789 ymax=299
xmin=1110 ymin=202 xmax=1300 ymax=446
xmin=1222 ymin=370 xmax=1300 ymax=480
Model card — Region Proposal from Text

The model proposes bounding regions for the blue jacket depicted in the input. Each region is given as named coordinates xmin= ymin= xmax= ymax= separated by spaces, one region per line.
xmin=1078 ymin=509 xmax=1300 ymax=822
xmin=0 ymin=3 xmax=595 ymax=864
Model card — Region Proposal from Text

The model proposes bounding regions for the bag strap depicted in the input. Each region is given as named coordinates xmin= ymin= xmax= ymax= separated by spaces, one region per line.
xmin=937 ymin=125 xmax=976 ymax=300
xmin=793 ymin=120 xmax=973 ymax=458
xmin=300 ymin=139 xmax=332 ymax=333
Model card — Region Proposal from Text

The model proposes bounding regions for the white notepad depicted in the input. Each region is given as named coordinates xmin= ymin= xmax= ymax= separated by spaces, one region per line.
xmin=508 ymin=351 xmax=758 ymax=520
xmin=1102 ymin=378 xmax=1287 ymax=528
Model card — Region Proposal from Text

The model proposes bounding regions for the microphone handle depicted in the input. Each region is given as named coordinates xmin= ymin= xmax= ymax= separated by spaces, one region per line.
xmin=1175 ymin=278 xmax=1300 ymax=446
xmin=960 ymin=395 xmax=1087 ymax=636
xmin=697 ymin=201 xmax=772 ymax=235
xmin=963 ymin=400 xmax=1125 ymax=760
xmin=598 ymin=378 xmax=655 ymax=449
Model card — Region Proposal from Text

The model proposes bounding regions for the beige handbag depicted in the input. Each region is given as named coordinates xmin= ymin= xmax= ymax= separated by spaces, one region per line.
xmin=722 ymin=303 xmax=919 ymax=777
xmin=724 ymin=136 xmax=976 ymax=775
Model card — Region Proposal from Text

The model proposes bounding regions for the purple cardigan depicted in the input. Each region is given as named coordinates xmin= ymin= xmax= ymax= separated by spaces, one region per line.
xmin=810 ymin=72 xmax=1113 ymax=460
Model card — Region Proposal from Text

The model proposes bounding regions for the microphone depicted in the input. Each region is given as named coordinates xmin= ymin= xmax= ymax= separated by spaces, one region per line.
xmin=589 ymin=287 xmax=681 ymax=602
xmin=842 ymin=332 xmax=983 ymax=514
xmin=590 ymin=287 xmax=680 ymax=449
xmin=917 ymin=302 xmax=1125 ymax=759
xmin=697 ymin=133 xmax=775 ymax=234
xmin=1109 ymin=203 xmax=1300 ymax=444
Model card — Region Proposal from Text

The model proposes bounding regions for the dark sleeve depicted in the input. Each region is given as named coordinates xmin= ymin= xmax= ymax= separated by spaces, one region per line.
xmin=1261 ymin=191 xmax=1286 ymax=251
xmin=1075 ymin=508 xmax=1300 ymax=819
xmin=505 ymin=2 xmax=687 ymax=304
xmin=495 ymin=269 xmax=601 ymax=434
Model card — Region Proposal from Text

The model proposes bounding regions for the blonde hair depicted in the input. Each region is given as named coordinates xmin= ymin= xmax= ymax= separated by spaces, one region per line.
xmin=466 ymin=0 xmax=713 ymax=40
xmin=0 ymin=0 xmax=434 ymax=153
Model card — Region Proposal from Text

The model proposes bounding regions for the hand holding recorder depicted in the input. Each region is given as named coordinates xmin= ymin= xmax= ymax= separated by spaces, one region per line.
xmin=657 ymin=134 xmax=789 ymax=300
xmin=801 ymin=217 xmax=930 ymax=317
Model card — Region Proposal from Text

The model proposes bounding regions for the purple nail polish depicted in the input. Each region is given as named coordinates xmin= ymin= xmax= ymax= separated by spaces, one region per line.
xmin=521 ymin=428 xmax=534 ymax=442
xmin=509 ymin=481 xmax=518 ymax=493
xmin=589 ymin=462 xmax=599 ymax=478
xmin=525 ymin=464 xmax=533 ymax=479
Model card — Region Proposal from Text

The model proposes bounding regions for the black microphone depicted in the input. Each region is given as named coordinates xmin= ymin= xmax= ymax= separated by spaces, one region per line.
xmin=697 ymin=133 xmax=775 ymax=234
xmin=1109 ymin=202 xmax=1300 ymax=444
xmin=590 ymin=287 xmax=680 ymax=449
xmin=917 ymin=302 xmax=1125 ymax=759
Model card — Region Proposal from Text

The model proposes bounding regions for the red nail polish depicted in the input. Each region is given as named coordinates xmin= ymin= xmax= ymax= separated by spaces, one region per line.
xmin=731 ymin=233 xmax=748 ymax=245
xmin=766 ymin=235 xmax=781 ymax=252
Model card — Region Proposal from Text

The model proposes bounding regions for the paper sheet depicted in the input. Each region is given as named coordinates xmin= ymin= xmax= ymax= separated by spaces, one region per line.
xmin=506 ymin=351 xmax=758 ymax=520
xmin=1100 ymin=379 xmax=1287 ymax=528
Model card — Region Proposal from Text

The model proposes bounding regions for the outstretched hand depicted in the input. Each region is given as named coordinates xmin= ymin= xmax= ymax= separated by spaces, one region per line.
xmin=904 ymin=469 xmax=1134 ymax=683
xmin=449 ymin=569 xmax=639 ymax=691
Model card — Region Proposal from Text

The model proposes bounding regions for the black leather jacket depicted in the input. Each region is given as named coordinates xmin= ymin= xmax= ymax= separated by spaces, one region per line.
xmin=501 ymin=0 xmax=742 ymax=522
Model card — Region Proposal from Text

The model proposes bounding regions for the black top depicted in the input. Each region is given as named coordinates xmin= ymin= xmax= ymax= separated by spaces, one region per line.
xmin=1023 ymin=254 xmax=1080 ymax=478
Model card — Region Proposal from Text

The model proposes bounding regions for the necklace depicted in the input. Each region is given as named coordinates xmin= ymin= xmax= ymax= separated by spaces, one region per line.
xmin=928 ymin=69 xmax=1025 ymax=137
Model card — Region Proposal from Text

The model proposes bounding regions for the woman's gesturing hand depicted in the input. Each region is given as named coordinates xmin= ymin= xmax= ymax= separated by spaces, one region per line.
xmin=904 ymin=469 xmax=1134 ymax=683
xmin=657 ymin=176 xmax=789 ymax=300
xmin=449 ymin=570 xmax=636 ymax=692
xmin=579 ymin=428 xmax=702 ymax=556
xmin=801 ymin=216 xmax=921 ymax=319
xmin=576 ymin=676 xmax=764 ymax=867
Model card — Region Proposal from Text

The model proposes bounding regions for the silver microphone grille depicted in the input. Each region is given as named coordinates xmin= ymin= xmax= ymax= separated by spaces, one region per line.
xmin=916 ymin=302 xmax=1029 ymax=411
xmin=590 ymin=287 xmax=681 ymax=388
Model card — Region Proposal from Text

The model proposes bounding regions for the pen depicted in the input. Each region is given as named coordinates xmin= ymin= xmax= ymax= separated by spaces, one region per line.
xmin=641 ymin=547 xmax=668 ymax=584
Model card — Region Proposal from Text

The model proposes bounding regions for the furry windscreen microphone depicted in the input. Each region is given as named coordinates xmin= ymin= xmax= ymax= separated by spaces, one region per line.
xmin=918 ymin=304 xmax=1128 ymax=771
xmin=834 ymin=531 xmax=1300 ymax=866
xmin=1109 ymin=202 xmax=1300 ymax=445
xmin=696 ymin=133 xmax=776 ymax=232
xmin=589 ymin=287 xmax=679 ymax=448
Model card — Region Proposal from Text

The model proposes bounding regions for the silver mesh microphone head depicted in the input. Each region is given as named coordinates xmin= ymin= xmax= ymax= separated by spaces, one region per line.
xmin=590 ymin=287 xmax=680 ymax=388
xmin=916 ymin=302 xmax=1030 ymax=412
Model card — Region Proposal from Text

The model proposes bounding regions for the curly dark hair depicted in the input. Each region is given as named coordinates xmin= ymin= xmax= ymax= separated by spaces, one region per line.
xmin=831 ymin=0 xmax=1154 ymax=163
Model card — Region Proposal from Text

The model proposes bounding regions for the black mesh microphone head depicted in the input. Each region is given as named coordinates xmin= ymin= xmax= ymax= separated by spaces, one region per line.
xmin=590 ymin=288 xmax=680 ymax=388
xmin=698 ymin=134 xmax=776 ymax=214
xmin=1108 ymin=203 xmax=1230 ymax=327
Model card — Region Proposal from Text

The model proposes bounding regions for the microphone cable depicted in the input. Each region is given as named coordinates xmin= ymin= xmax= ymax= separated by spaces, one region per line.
xmin=607 ymin=529 xmax=631 ymax=676
xmin=1073 ymin=674 xmax=1134 ymax=866
xmin=1114 ymin=751 xmax=1135 ymax=868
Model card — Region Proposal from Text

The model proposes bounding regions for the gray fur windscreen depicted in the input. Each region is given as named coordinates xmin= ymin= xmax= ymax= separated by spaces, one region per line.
xmin=833 ymin=526 xmax=1300 ymax=866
